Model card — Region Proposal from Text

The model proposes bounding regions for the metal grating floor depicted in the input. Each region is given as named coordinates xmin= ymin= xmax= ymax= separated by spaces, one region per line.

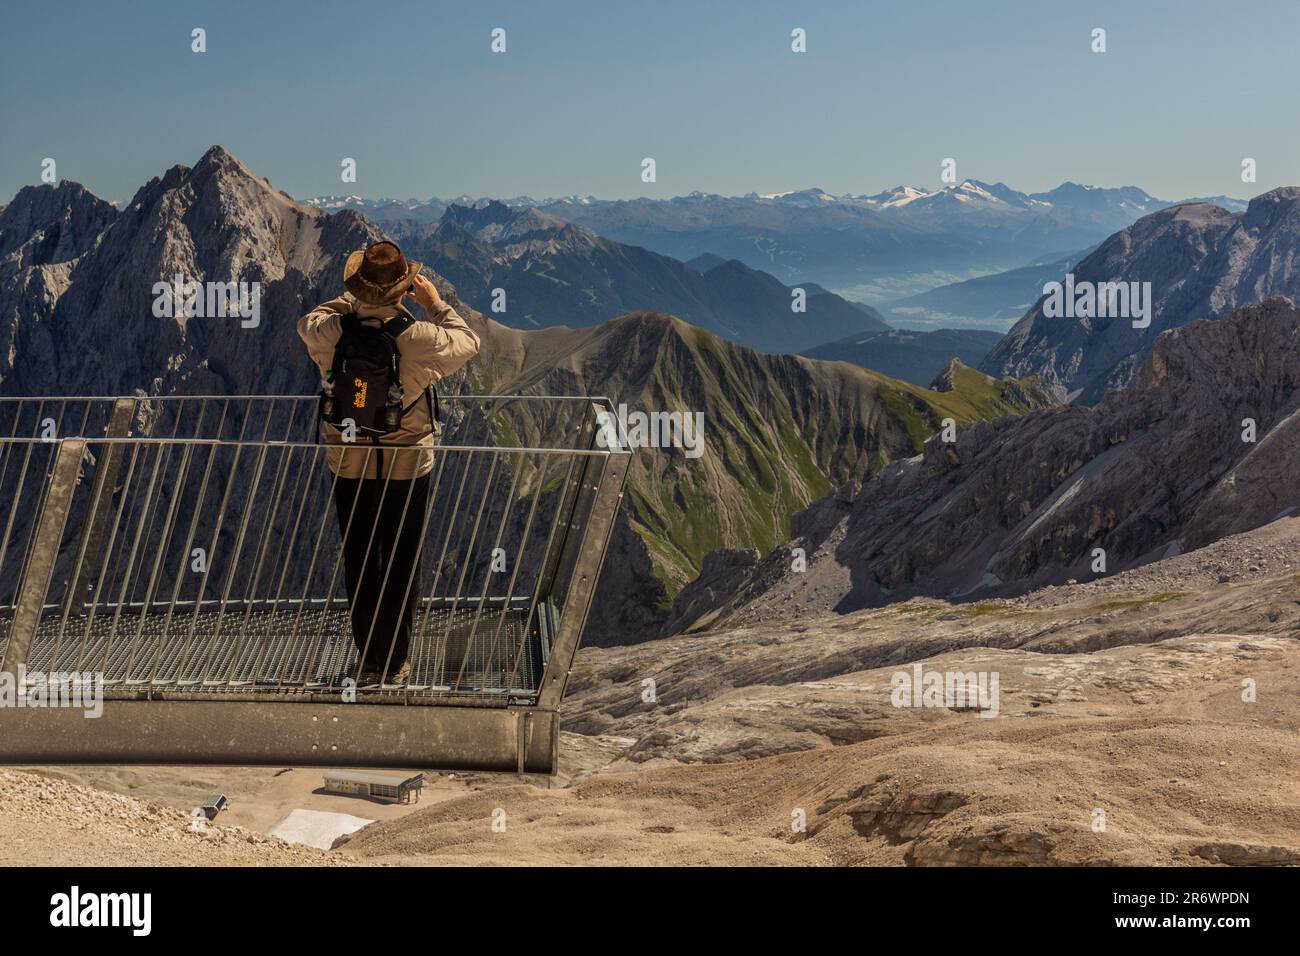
xmin=4 ymin=603 xmax=541 ymax=701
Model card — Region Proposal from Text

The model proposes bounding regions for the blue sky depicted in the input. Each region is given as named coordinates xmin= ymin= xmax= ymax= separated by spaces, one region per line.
xmin=2 ymin=0 xmax=1296 ymax=204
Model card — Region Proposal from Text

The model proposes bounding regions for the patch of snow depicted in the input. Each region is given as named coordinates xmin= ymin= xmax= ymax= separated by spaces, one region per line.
xmin=268 ymin=809 xmax=374 ymax=850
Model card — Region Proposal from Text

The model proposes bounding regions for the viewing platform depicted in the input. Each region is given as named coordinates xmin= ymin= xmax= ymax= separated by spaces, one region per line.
xmin=0 ymin=394 xmax=631 ymax=773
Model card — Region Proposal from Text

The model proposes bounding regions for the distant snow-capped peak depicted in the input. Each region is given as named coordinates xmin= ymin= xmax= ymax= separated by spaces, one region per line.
xmin=304 ymin=194 xmax=366 ymax=209
xmin=759 ymin=187 xmax=838 ymax=203
xmin=865 ymin=185 xmax=936 ymax=207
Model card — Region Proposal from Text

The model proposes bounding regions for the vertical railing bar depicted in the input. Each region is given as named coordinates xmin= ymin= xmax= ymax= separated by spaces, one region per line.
xmin=424 ymin=403 xmax=499 ymax=688
xmin=225 ymin=443 xmax=296 ymax=681
xmin=309 ymin=444 xmax=376 ymax=680
xmin=264 ymin=445 xmax=328 ymax=685
xmin=122 ymin=441 xmax=192 ymax=681
xmin=253 ymin=443 xmax=315 ymax=682
xmin=403 ymin=442 xmax=452 ymax=691
xmin=248 ymin=444 xmax=317 ymax=686
xmin=177 ymin=443 xmax=245 ymax=683
xmin=279 ymin=396 xmax=303 ymax=443
xmin=534 ymin=411 xmax=599 ymax=600
xmin=150 ymin=436 xmax=220 ymax=683
xmin=453 ymin=452 xmax=524 ymax=691
xmin=169 ymin=401 xmax=236 ymax=681
xmin=0 ymin=437 xmax=41 ymax=612
xmin=99 ymin=443 xmax=169 ymax=677
xmin=135 ymin=392 xmax=216 ymax=678
xmin=73 ymin=440 xmax=145 ymax=675
xmin=99 ymin=438 xmax=167 ymax=680
xmin=111 ymin=397 xmax=192 ymax=670
xmin=192 ymin=396 xmax=263 ymax=683
xmin=282 ymin=446 xmax=341 ymax=683
xmin=253 ymin=442 xmax=314 ymax=629
xmin=208 ymin=442 xmax=270 ymax=685
xmin=219 ymin=397 xmax=234 ymax=442
xmin=155 ymin=397 xmax=214 ymax=681
xmin=507 ymin=449 xmax=583 ymax=689
xmin=255 ymin=396 xmax=277 ymax=442
xmin=0 ymin=397 xmax=28 ymax=500
xmin=258 ymin=434 xmax=312 ymax=606
xmin=440 ymin=453 xmax=499 ymax=692
xmin=425 ymin=450 xmax=479 ymax=685
xmin=411 ymin=442 xmax=461 ymax=612
xmin=496 ymin=453 xmax=554 ymax=690
xmin=421 ymin=450 xmax=473 ymax=686
xmin=0 ymin=397 xmax=30 ymax=523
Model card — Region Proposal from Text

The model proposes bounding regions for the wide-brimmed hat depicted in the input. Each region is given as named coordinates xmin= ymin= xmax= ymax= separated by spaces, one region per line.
xmin=343 ymin=240 xmax=423 ymax=305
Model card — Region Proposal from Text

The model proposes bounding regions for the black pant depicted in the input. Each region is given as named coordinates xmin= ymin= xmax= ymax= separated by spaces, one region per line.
xmin=333 ymin=470 xmax=430 ymax=675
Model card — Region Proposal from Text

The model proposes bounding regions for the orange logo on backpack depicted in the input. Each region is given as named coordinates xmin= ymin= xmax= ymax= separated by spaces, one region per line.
xmin=353 ymin=377 xmax=368 ymax=408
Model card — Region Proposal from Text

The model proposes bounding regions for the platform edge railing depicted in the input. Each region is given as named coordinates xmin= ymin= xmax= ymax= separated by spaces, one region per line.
xmin=536 ymin=430 xmax=631 ymax=712
xmin=0 ymin=394 xmax=633 ymax=773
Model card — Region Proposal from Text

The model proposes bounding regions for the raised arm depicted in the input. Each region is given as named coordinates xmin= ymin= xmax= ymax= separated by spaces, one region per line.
xmin=402 ymin=275 xmax=481 ymax=379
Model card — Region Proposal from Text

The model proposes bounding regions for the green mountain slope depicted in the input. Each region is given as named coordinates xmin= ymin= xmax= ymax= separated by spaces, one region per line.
xmin=457 ymin=308 xmax=1053 ymax=641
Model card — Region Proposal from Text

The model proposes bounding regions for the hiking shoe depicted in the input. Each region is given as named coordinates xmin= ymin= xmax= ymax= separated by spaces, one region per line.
xmin=354 ymin=670 xmax=384 ymax=686
xmin=384 ymin=662 xmax=412 ymax=686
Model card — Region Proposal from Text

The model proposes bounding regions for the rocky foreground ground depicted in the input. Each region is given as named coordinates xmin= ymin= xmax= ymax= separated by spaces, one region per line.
xmin=4 ymin=519 xmax=1298 ymax=866
xmin=0 ymin=770 xmax=342 ymax=866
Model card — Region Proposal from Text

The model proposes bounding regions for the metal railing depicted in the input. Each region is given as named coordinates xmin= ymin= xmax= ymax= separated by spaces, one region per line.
xmin=0 ymin=395 xmax=631 ymax=771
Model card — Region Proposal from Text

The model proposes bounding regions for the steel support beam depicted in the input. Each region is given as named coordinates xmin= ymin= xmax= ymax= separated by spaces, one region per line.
xmin=63 ymin=398 xmax=134 ymax=617
xmin=2 ymin=439 xmax=84 ymax=675
xmin=0 ymin=700 xmax=558 ymax=773
xmin=537 ymin=447 xmax=631 ymax=710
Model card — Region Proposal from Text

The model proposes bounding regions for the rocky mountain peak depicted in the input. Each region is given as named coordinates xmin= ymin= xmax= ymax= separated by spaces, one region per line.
xmin=0 ymin=180 xmax=118 ymax=265
xmin=0 ymin=145 xmax=383 ymax=398
xmin=442 ymin=199 xmax=515 ymax=230
xmin=982 ymin=186 xmax=1300 ymax=399
xmin=928 ymin=357 xmax=967 ymax=391
xmin=1239 ymin=185 xmax=1300 ymax=229
xmin=194 ymin=143 xmax=242 ymax=171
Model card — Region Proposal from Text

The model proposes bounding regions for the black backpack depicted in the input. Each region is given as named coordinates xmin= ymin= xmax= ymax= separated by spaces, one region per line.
xmin=318 ymin=313 xmax=438 ymax=439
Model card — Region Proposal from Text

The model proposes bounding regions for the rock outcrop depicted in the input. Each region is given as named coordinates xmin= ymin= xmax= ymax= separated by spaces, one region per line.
xmin=983 ymin=189 xmax=1300 ymax=398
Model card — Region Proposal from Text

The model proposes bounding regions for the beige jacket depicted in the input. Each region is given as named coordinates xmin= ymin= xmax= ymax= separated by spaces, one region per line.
xmin=298 ymin=293 xmax=480 ymax=479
